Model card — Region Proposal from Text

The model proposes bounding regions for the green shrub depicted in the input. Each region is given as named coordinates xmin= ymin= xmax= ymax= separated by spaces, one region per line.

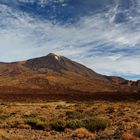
xmin=24 ymin=117 xmax=46 ymax=130
xmin=50 ymin=120 xmax=66 ymax=131
xmin=66 ymin=119 xmax=82 ymax=129
xmin=82 ymin=118 xmax=111 ymax=132
xmin=50 ymin=118 xmax=111 ymax=132
xmin=67 ymin=118 xmax=111 ymax=132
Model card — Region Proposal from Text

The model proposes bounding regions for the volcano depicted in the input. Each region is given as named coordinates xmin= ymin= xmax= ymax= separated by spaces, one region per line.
xmin=0 ymin=53 xmax=139 ymax=101
xmin=25 ymin=53 xmax=107 ymax=79
xmin=0 ymin=53 xmax=111 ymax=91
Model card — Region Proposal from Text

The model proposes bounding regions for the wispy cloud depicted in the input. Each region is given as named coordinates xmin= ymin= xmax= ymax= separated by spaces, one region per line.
xmin=0 ymin=2 xmax=140 ymax=79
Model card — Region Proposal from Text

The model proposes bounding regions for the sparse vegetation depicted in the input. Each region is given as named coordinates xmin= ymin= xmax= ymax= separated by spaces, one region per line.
xmin=106 ymin=106 xmax=115 ymax=113
xmin=0 ymin=130 xmax=8 ymax=139
xmin=81 ymin=118 xmax=111 ymax=132
xmin=0 ymin=101 xmax=139 ymax=139
xmin=72 ymin=128 xmax=96 ymax=139
xmin=66 ymin=119 xmax=83 ymax=129
xmin=50 ymin=118 xmax=111 ymax=132
xmin=50 ymin=120 xmax=66 ymax=131
xmin=121 ymin=133 xmax=137 ymax=140
xmin=66 ymin=110 xmax=82 ymax=119
xmin=55 ymin=105 xmax=67 ymax=109
xmin=0 ymin=113 xmax=13 ymax=120
xmin=23 ymin=117 xmax=46 ymax=130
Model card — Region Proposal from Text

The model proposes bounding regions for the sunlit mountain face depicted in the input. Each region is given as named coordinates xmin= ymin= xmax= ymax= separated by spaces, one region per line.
xmin=0 ymin=0 xmax=140 ymax=79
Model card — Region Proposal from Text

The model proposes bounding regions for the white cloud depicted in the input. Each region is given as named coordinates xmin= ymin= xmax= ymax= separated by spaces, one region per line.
xmin=0 ymin=3 xmax=140 ymax=79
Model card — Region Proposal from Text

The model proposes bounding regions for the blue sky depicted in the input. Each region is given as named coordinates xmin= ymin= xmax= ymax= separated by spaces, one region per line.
xmin=0 ymin=0 xmax=140 ymax=80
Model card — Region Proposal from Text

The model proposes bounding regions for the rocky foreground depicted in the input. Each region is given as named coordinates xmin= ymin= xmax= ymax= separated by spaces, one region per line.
xmin=0 ymin=100 xmax=139 ymax=140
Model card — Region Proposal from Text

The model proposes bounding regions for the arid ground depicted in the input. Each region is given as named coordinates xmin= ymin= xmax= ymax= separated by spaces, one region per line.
xmin=0 ymin=100 xmax=140 ymax=140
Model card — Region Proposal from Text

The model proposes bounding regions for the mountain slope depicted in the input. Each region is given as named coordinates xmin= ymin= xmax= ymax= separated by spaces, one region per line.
xmin=25 ymin=53 xmax=108 ymax=80
xmin=0 ymin=53 xmax=139 ymax=101
xmin=0 ymin=53 xmax=114 ymax=92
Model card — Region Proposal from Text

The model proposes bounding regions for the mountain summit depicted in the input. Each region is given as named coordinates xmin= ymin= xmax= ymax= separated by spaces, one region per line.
xmin=25 ymin=53 xmax=106 ymax=79
xmin=25 ymin=53 xmax=64 ymax=71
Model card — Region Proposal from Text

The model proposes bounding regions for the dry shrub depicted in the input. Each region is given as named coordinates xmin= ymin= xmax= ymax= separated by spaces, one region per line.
xmin=0 ymin=130 xmax=9 ymax=139
xmin=121 ymin=133 xmax=138 ymax=140
xmin=0 ymin=130 xmax=23 ymax=140
xmin=72 ymin=128 xmax=96 ymax=139
xmin=18 ymin=124 xmax=31 ymax=129
xmin=7 ymin=118 xmax=22 ymax=128
xmin=132 ymin=126 xmax=140 ymax=138
xmin=9 ymin=135 xmax=23 ymax=140
xmin=55 ymin=105 xmax=67 ymax=109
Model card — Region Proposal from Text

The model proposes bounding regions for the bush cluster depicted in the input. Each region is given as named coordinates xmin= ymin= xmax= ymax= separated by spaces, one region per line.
xmin=50 ymin=118 xmax=111 ymax=132
xmin=23 ymin=117 xmax=46 ymax=130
